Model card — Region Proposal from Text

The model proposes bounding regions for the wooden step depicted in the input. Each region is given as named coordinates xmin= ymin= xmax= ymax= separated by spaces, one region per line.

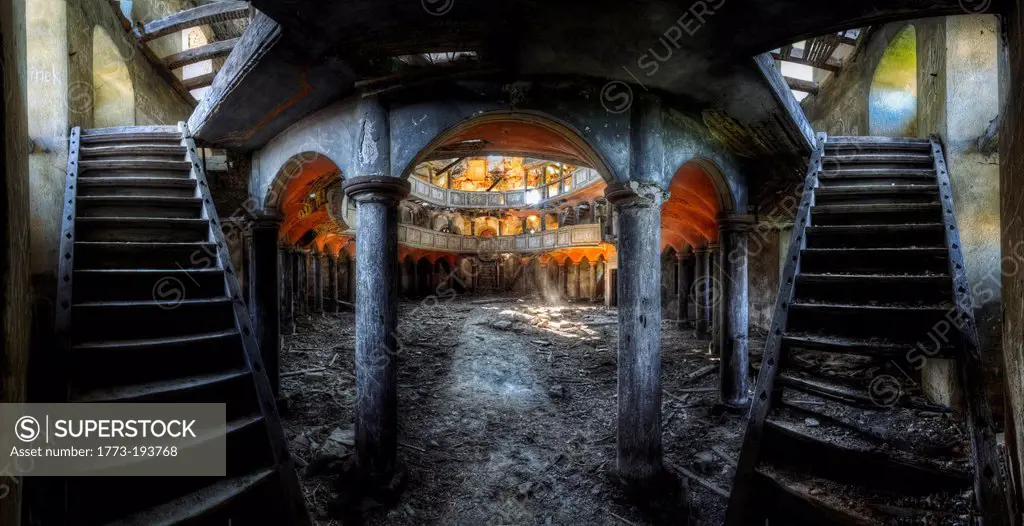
xmin=72 ymin=297 xmax=237 ymax=343
xmin=812 ymin=202 xmax=942 ymax=227
xmin=813 ymin=184 xmax=939 ymax=205
xmin=74 ymin=241 xmax=218 ymax=270
xmin=781 ymin=333 xmax=956 ymax=359
xmin=794 ymin=273 xmax=951 ymax=305
xmin=102 ymin=469 xmax=277 ymax=526
xmin=79 ymin=126 xmax=181 ymax=145
xmin=71 ymin=328 xmax=244 ymax=388
xmin=762 ymin=419 xmax=971 ymax=494
xmin=76 ymin=196 xmax=203 ymax=219
xmin=80 ymin=158 xmax=193 ymax=173
xmin=805 ymin=223 xmax=945 ymax=249
xmin=822 ymin=152 xmax=933 ymax=164
xmin=79 ymin=143 xmax=187 ymax=159
xmin=776 ymin=372 xmax=949 ymax=412
xmin=76 ymin=217 xmax=209 ymax=242
xmin=787 ymin=302 xmax=952 ymax=342
xmin=73 ymin=268 xmax=224 ymax=302
xmin=70 ymin=369 xmax=250 ymax=403
xmin=799 ymin=247 xmax=949 ymax=274
xmin=826 ymin=136 xmax=933 ymax=151
xmin=77 ymin=176 xmax=197 ymax=198
xmin=819 ymin=167 xmax=936 ymax=178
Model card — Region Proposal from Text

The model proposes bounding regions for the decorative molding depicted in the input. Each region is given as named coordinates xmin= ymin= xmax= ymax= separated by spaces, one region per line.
xmin=396 ymin=223 xmax=605 ymax=254
xmin=408 ymin=168 xmax=601 ymax=209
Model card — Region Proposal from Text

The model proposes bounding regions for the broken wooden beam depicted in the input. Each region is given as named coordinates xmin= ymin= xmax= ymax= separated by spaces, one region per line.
xmin=182 ymin=71 xmax=217 ymax=91
xmin=785 ymin=76 xmax=819 ymax=95
xmin=163 ymin=38 xmax=239 ymax=70
xmin=135 ymin=1 xmax=251 ymax=42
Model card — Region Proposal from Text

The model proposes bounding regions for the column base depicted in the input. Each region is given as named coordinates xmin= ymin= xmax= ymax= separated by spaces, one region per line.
xmin=330 ymin=459 xmax=408 ymax=521
xmin=608 ymin=466 xmax=690 ymax=524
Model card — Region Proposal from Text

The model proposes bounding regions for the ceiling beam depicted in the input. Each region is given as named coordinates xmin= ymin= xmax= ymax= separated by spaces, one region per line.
xmin=163 ymin=38 xmax=239 ymax=70
xmin=785 ymin=76 xmax=819 ymax=95
xmin=134 ymin=1 xmax=251 ymax=42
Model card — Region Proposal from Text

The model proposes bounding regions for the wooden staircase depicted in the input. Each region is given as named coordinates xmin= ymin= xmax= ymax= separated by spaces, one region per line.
xmin=725 ymin=135 xmax=1008 ymax=525
xmin=56 ymin=125 xmax=309 ymax=525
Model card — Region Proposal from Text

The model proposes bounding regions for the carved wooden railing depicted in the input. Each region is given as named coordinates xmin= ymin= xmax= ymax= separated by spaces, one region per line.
xmin=408 ymin=167 xmax=602 ymax=209
xmin=724 ymin=132 xmax=826 ymax=525
xmin=397 ymin=223 xmax=605 ymax=254
xmin=55 ymin=127 xmax=82 ymax=402
xmin=180 ymin=122 xmax=309 ymax=524
xmin=930 ymin=137 xmax=1008 ymax=525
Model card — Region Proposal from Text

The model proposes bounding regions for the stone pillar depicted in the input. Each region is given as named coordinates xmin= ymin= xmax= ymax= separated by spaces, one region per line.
xmin=677 ymin=250 xmax=693 ymax=328
xmin=251 ymin=215 xmax=283 ymax=397
xmin=344 ymin=93 xmax=408 ymax=483
xmin=558 ymin=263 xmax=568 ymax=299
xmin=587 ymin=262 xmax=597 ymax=302
xmin=312 ymin=251 xmax=324 ymax=314
xmin=297 ymin=250 xmax=309 ymax=316
xmin=694 ymin=245 xmax=711 ymax=339
xmin=605 ymin=181 xmax=668 ymax=482
xmin=568 ymin=263 xmax=580 ymax=299
xmin=708 ymin=243 xmax=721 ymax=351
xmin=344 ymin=176 xmax=410 ymax=481
xmin=328 ymin=254 xmax=339 ymax=312
xmin=716 ymin=215 xmax=754 ymax=410
xmin=281 ymin=248 xmax=295 ymax=336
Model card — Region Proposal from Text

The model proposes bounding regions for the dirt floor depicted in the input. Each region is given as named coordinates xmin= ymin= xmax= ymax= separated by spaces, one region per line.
xmin=279 ymin=295 xmax=746 ymax=526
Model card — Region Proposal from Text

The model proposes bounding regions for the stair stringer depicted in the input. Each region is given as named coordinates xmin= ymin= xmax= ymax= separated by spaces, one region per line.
xmin=930 ymin=136 xmax=1009 ymax=525
xmin=180 ymin=122 xmax=310 ymax=525
xmin=724 ymin=132 xmax=826 ymax=526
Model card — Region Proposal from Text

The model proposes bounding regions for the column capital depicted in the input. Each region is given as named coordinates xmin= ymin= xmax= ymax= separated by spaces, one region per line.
xmin=604 ymin=181 xmax=668 ymax=208
xmin=343 ymin=176 xmax=410 ymax=204
xmin=707 ymin=242 xmax=720 ymax=252
xmin=718 ymin=213 xmax=755 ymax=233
xmin=252 ymin=211 xmax=283 ymax=228
xmin=694 ymin=244 xmax=710 ymax=255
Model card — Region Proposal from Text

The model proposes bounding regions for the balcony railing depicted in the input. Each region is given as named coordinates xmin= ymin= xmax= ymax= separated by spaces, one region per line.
xmin=397 ymin=223 xmax=605 ymax=254
xmin=409 ymin=168 xmax=602 ymax=209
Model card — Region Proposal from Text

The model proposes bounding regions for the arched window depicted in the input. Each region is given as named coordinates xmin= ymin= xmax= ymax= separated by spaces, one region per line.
xmin=869 ymin=25 xmax=918 ymax=136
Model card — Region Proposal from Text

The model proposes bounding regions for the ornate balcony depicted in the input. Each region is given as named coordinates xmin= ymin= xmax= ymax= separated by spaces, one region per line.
xmin=397 ymin=223 xmax=606 ymax=254
xmin=408 ymin=168 xmax=602 ymax=209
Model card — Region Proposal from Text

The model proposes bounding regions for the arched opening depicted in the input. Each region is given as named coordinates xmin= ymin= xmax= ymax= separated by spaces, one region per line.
xmin=661 ymin=160 xmax=731 ymax=253
xmin=435 ymin=259 xmax=452 ymax=293
xmin=92 ymin=26 xmax=134 ymax=127
xmin=401 ymin=256 xmax=416 ymax=298
xmin=267 ymin=153 xmax=346 ymax=250
xmin=416 ymin=258 xmax=433 ymax=297
xmin=869 ymin=25 xmax=918 ymax=137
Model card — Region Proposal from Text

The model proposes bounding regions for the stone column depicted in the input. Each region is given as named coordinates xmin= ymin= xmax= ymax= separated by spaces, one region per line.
xmin=568 ymin=263 xmax=580 ymax=299
xmin=281 ymin=248 xmax=295 ymax=336
xmin=344 ymin=93 xmax=408 ymax=483
xmin=694 ymin=245 xmax=711 ymax=339
xmin=297 ymin=250 xmax=309 ymax=316
xmin=605 ymin=181 xmax=668 ymax=482
xmin=250 ymin=214 xmax=283 ymax=397
xmin=677 ymin=249 xmax=693 ymax=328
xmin=344 ymin=176 xmax=410 ymax=481
xmin=708 ymin=242 xmax=721 ymax=352
xmin=558 ymin=263 xmax=568 ymax=299
xmin=312 ymin=251 xmax=324 ymax=314
xmin=328 ymin=254 xmax=339 ymax=312
xmin=717 ymin=215 xmax=754 ymax=410
xmin=586 ymin=262 xmax=597 ymax=302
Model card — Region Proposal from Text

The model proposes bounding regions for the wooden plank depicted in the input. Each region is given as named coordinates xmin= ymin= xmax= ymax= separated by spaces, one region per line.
xmin=135 ymin=1 xmax=251 ymax=42
xmin=724 ymin=133 xmax=826 ymax=526
xmin=180 ymin=122 xmax=312 ymax=525
xmin=188 ymin=13 xmax=282 ymax=138
xmin=785 ymin=76 xmax=819 ymax=95
xmin=771 ymin=50 xmax=842 ymax=72
xmin=163 ymin=38 xmax=239 ymax=70
xmin=182 ymin=71 xmax=217 ymax=91
xmin=753 ymin=53 xmax=816 ymax=155
xmin=931 ymin=137 xmax=1009 ymax=526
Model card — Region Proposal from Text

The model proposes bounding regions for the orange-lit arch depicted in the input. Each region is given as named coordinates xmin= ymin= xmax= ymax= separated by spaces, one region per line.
xmin=267 ymin=152 xmax=346 ymax=251
xmin=661 ymin=161 xmax=731 ymax=252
